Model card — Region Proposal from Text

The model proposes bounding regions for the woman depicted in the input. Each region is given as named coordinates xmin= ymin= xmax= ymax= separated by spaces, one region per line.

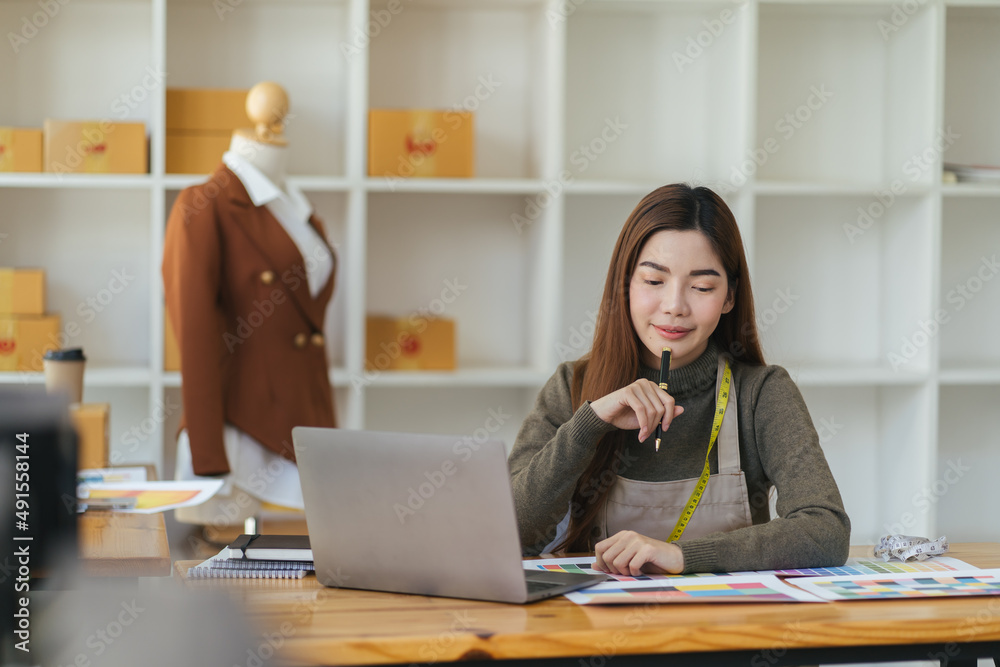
xmin=508 ymin=184 xmax=849 ymax=575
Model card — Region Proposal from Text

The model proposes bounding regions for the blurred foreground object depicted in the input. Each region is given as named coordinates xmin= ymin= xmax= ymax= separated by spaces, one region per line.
xmin=0 ymin=388 xmax=77 ymax=664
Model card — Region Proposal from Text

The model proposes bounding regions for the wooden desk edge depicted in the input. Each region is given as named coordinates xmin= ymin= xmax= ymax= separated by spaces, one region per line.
xmin=79 ymin=510 xmax=171 ymax=577
xmin=172 ymin=544 xmax=1000 ymax=666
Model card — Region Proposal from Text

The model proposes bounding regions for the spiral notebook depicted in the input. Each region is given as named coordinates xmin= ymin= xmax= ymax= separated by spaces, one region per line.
xmin=188 ymin=547 xmax=315 ymax=580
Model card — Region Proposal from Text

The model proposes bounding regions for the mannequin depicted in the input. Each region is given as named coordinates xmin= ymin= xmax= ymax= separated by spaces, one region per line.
xmin=163 ymin=81 xmax=338 ymax=532
xmin=229 ymin=81 xmax=290 ymax=187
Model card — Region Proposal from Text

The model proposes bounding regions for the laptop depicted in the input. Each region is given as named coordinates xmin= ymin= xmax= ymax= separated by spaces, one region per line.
xmin=292 ymin=427 xmax=606 ymax=604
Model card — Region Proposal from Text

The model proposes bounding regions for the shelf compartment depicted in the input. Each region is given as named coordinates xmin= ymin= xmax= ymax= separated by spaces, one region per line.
xmin=368 ymin=3 xmax=552 ymax=179
xmin=84 ymin=385 xmax=158 ymax=468
xmin=936 ymin=386 xmax=1000 ymax=542
xmin=560 ymin=194 xmax=639 ymax=363
xmin=363 ymin=386 xmax=539 ymax=455
xmin=366 ymin=193 xmax=546 ymax=369
xmin=756 ymin=3 xmax=937 ymax=186
xmin=939 ymin=197 xmax=1000 ymax=368
xmin=800 ymin=384 xmax=935 ymax=544
xmin=166 ymin=0 xmax=348 ymax=177
xmin=1 ymin=189 xmax=152 ymax=368
xmin=565 ymin=2 xmax=751 ymax=184
xmin=944 ymin=7 xmax=1000 ymax=170
xmin=0 ymin=0 xmax=154 ymax=127
xmin=754 ymin=194 xmax=935 ymax=371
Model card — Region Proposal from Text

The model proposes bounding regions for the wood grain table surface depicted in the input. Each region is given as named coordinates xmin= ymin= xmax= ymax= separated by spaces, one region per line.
xmin=172 ymin=543 xmax=1000 ymax=666
xmin=78 ymin=463 xmax=171 ymax=577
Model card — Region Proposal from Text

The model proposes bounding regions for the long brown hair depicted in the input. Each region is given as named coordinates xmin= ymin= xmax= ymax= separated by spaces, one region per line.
xmin=554 ymin=183 xmax=765 ymax=553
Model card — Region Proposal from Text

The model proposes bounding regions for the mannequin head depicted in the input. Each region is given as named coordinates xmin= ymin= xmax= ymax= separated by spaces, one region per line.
xmin=236 ymin=81 xmax=289 ymax=147
xmin=231 ymin=81 xmax=291 ymax=185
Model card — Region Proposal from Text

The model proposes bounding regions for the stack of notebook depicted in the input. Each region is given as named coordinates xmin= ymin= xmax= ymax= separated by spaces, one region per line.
xmin=188 ymin=534 xmax=314 ymax=579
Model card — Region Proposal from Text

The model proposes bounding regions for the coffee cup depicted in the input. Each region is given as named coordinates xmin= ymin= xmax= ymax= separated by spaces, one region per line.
xmin=43 ymin=348 xmax=86 ymax=404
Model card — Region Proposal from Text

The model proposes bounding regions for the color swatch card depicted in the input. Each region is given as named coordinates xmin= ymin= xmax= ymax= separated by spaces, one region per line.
xmin=524 ymin=557 xmax=722 ymax=582
xmin=753 ymin=556 xmax=977 ymax=578
xmin=524 ymin=556 xmax=978 ymax=582
xmin=789 ymin=569 xmax=1000 ymax=602
xmin=564 ymin=575 xmax=826 ymax=605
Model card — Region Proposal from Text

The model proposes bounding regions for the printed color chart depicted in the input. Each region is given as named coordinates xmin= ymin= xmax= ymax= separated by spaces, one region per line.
xmin=791 ymin=569 xmax=1000 ymax=602
xmin=762 ymin=557 xmax=975 ymax=578
xmin=525 ymin=557 xmax=728 ymax=581
xmin=524 ymin=556 xmax=977 ymax=582
xmin=565 ymin=575 xmax=825 ymax=605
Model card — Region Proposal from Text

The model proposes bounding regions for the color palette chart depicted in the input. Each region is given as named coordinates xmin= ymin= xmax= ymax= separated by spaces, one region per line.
xmin=759 ymin=556 xmax=976 ymax=578
xmin=790 ymin=569 xmax=1000 ymax=602
xmin=524 ymin=557 xmax=725 ymax=582
xmin=524 ymin=556 xmax=978 ymax=582
xmin=565 ymin=575 xmax=825 ymax=605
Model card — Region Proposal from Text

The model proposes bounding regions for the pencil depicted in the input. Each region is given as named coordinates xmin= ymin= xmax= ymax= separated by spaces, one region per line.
xmin=655 ymin=347 xmax=671 ymax=452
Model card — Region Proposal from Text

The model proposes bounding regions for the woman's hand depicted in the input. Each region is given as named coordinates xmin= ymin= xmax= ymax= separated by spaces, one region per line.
xmin=594 ymin=531 xmax=685 ymax=575
xmin=589 ymin=379 xmax=684 ymax=442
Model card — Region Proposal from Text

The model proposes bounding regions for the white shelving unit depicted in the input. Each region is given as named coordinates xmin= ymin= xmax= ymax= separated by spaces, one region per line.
xmin=3 ymin=0 xmax=999 ymax=544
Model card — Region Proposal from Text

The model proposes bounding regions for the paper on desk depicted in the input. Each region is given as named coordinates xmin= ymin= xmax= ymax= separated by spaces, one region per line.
xmin=78 ymin=480 xmax=224 ymax=513
xmin=565 ymin=574 xmax=826 ymax=605
xmin=524 ymin=555 xmax=978 ymax=581
xmin=77 ymin=467 xmax=148 ymax=483
xmin=789 ymin=568 xmax=1000 ymax=601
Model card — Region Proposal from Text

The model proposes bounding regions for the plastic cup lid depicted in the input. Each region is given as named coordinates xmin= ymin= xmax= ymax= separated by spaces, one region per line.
xmin=43 ymin=348 xmax=86 ymax=362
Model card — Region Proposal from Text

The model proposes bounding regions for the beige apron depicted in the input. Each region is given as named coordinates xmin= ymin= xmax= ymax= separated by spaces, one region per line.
xmin=596 ymin=356 xmax=753 ymax=542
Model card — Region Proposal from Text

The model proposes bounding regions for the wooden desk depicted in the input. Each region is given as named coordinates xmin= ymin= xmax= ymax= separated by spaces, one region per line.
xmin=174 ymin=543 xmax=1000 ymax=667
xmin=78 ymin=464 xmax=171 ymax=577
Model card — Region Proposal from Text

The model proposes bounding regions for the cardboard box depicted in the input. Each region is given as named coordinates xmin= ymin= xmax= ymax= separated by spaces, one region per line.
xmin=166 ymin=88 xmax=250 ymax=174
xmin=369 ymin=110 xmax=474 ymax=178
xmin=366 ymin=315 xmax=455 ymax=371
xmin=0 ymin=128 xmax=43 ymax=172
xmin=166 ymin=88 xmax=250 ymax=132
xmin=43 ymin=120 xmax=147 ymax=174
xmin=164 ymin=312 xmax=181 ymax=372
xmin=166 ymin=133 xmax=232 ymax=174
xmin=70 ymin=403 xmax=109 ymax=470
xmin=0 ymin=268 xmax=45 ymax=315
xmin=0 ymin=314 xmax=60 ymax=372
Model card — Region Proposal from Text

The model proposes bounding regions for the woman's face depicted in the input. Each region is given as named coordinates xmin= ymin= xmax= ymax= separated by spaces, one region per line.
xmin=629 ymin=230 xmax=735 ymax=369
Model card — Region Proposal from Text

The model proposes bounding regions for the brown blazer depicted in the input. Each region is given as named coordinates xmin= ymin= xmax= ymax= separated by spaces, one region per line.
xmin=162 ymin=164 xmax=337 ymax=476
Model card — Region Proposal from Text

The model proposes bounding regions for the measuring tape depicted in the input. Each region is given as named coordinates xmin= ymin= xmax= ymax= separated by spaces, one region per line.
xmin=666 ymin=360 xmax=732 ymax=543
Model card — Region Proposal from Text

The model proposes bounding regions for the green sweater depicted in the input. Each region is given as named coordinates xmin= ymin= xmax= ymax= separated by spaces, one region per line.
xmin=508 ymin=340 xmax=851 ymax=573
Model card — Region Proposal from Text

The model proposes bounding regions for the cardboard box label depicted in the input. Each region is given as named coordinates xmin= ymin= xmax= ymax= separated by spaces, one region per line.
xmin=366 ymin=315 xmax=455 ymax=371
xmin=369 ymin=110 xmax=474 ymax=178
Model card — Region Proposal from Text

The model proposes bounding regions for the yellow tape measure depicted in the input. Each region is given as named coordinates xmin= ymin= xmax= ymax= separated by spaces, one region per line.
xmin=666 ymin=360 xmax=731 ymax=543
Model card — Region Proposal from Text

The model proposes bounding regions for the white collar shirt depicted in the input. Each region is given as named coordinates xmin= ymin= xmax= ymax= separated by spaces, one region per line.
xmin=222 ymin=151 xmax=334 ymax=298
